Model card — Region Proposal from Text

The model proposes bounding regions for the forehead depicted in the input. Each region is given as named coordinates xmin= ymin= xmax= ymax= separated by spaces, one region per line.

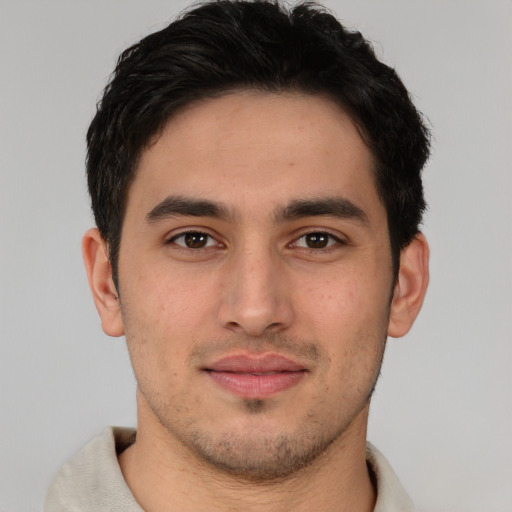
xmin=128 ymin=91 xmax=381 ymax=220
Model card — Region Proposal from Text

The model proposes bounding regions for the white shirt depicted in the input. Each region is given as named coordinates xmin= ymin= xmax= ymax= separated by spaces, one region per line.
xmin=45 ymin=427 xmax=415 ymax=511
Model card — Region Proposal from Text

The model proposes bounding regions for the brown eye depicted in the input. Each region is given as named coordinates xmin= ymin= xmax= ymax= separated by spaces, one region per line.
xmin=170 ymin=232 xmax=216 ymax=249
xmin=294 ymin=232 xmax=340 ymax=249
xmin=305 ymin=233 xmax=329 ymax=248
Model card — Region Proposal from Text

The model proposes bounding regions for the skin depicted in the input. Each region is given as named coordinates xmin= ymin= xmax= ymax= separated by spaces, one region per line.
xmin=83 ymin=91 xmax=429 ymax=512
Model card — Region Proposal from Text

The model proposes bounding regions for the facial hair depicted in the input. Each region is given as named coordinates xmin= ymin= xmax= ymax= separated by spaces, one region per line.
xmin=134 ymin=329 xmax=387 ymax=482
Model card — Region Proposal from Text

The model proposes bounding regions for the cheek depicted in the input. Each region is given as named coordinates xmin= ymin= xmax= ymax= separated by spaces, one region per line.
xmin=121 ymin=267 xmax=217 ymax=362
xmin=297 ymin=267 xmax=390 ymax=373
xmin=300 ymin=267 xmax=390 ymax=327
xmin=127 ymin=261 xmax=211 ymax=320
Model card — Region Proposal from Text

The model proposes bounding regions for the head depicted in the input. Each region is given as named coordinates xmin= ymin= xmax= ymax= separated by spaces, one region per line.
xmin=86 ymin=0 xmax=430 ymax=290
xmin=83 ymin=0 xmax=430 ymax=482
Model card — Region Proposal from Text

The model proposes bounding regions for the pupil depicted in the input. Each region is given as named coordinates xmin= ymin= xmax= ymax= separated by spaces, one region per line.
xmin=306 ymin=233 xmax=328 ymax=248
xmin=185 ymin=233 xmax=207 ymax=248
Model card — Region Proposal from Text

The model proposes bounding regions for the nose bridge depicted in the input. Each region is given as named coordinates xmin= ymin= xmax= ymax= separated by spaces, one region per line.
xmin=218 ymin=239 xmax=292 ymax=336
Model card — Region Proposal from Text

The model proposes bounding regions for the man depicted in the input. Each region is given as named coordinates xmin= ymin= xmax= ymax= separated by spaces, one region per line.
xmin=45 ymin=1 xmax=430 ymax=510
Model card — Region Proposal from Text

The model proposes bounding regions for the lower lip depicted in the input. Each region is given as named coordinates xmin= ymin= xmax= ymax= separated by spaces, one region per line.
xmin=207 ymin=370 xmax=306 ymax=399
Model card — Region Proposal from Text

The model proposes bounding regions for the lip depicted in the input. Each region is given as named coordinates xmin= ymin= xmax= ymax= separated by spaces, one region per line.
xmin=204 ymin=354 xmax=307 ymax=399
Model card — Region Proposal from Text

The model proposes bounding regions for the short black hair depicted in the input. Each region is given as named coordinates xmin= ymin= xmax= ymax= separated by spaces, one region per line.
xmin=86 ymin=0 xmax=430 ymax=287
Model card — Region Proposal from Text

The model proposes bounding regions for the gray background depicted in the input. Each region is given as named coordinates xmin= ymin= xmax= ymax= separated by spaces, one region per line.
xmin=1 ymin=1 xmax=511 ymax=511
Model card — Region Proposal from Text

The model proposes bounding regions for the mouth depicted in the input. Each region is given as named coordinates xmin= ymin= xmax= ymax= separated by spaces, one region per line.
xmin=204 ymin=354 xmax=307 ymax=399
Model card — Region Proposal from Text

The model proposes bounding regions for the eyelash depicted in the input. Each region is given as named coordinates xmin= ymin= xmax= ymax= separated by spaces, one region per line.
xmin=291 ymin=231 xmax=346 ymax=251
xmin=166 ymin=229 xmax=346 ymax=252
xmin=167 ymin=230 xmax=221 ymax=250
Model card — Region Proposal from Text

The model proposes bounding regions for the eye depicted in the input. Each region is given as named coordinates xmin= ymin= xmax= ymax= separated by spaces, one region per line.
xmin=169 ymin=231 xmax=218 ymax=249
xmin=294 ymin=232 xmax=341 ymax=249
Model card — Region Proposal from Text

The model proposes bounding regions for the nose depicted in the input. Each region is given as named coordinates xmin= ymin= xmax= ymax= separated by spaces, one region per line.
xmin=217 ymin=246 xmax=294 ymax=337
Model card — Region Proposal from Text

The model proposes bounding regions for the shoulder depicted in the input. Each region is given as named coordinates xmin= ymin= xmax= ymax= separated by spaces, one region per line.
xmin=44 ymin=427 xmax=142 ymax=512
xmin=366 ymin=442 xmax=416 ymax=512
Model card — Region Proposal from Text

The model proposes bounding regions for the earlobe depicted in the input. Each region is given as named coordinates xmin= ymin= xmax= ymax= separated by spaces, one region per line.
xmin=82 ymin=228 xmax=124 ymax=337
xmin=388 ymin=233 xmax=429 ymax=338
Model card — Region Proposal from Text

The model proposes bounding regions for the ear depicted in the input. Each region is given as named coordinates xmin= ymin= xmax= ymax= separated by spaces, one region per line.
xmin=388 ymin=232 xmax=429 ymax=338
xmin=82 ymin=228 xmax=124 ymax=337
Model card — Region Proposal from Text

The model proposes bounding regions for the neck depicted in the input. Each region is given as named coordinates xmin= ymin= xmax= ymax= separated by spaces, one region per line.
xmin=119 ymin=397 xmax=376 ymax=512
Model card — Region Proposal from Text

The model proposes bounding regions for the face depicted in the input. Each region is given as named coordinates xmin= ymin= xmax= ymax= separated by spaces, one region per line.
xmin=116 ymin=92 xmax=395 ymax=479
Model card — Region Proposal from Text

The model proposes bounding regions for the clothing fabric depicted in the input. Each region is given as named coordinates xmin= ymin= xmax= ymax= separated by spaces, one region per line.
xmin=45 ymin=427 xmax=415 ymax=511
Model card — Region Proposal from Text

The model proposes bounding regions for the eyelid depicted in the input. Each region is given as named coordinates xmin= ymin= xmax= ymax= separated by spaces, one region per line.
xmin=290 ymin=229 xmax=348 ymax=249
xmin=164 ymin=227 xmax=347 ymax=251
xmin=166 ymin=229 xmax=223 ymax=249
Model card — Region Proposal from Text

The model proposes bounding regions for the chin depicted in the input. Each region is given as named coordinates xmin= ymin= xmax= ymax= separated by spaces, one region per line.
xmin=178 ymin=419 xmax=347 ymax=482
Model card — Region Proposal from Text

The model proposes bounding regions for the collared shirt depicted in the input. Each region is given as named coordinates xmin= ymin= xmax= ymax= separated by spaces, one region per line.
xmin=45 ymin=427 xmax=415 ymax=511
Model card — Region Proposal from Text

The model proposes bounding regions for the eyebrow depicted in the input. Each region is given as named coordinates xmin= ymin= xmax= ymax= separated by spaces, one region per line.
xmin=275 ymin=197 xmax=369 ymax=225
xmin=146 ymin=195 xmax=368 ymax=226
xmin=146 ymin=195 xmax=234 ymax=223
